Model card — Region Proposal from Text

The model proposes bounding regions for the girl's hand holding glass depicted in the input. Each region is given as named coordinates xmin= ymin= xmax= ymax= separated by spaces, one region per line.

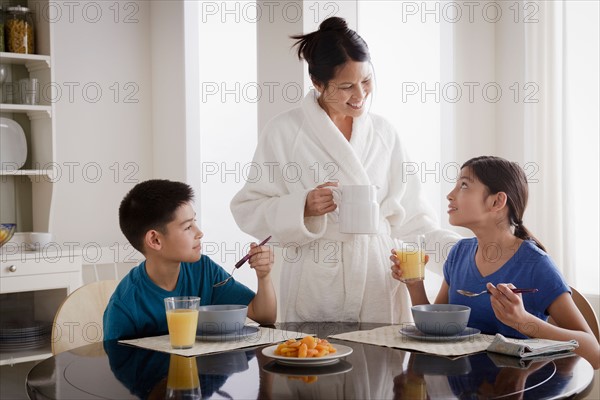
xmin=390 ymin=248 xmax=430 ymax=283
xmin=390 ymin=235 xmax=429 ymax=283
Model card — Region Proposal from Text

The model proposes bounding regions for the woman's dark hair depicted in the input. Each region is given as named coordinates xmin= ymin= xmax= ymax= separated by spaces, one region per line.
xmin=290 ymin=17 xmax=370 ymax=87
xmin=462 ymin=156 xmax=546 ymax=251
xmin=119 ymin=179 xmax=194 ymax=253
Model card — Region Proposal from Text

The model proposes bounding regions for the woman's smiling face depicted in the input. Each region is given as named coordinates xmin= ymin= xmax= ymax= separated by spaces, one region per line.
xmin=315 ymin=61 xmax=373 ymax=120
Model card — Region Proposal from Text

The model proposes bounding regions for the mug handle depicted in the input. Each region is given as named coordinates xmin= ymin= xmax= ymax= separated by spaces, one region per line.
xmin=330 ymin=186 xmax=342 ymax=206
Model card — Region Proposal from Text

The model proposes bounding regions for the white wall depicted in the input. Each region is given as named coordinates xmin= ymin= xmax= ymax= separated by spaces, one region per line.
xmin=150 ymin=1 xmax=187 ymax=182
xmin=257 ymin=0 xmax=303 ymax=133
xmin=52 ymin=0 xmax=153 ymax=249
xmin=359 ymin=0 xmax=442 ymax=223
xmin=197 ymin=0 xmax=259 ymax=290
xmin=51 ymin=0 xmax=198 ymax=257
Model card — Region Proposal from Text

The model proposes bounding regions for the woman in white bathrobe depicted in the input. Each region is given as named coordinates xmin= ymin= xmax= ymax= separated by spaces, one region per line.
xmin=231 ymin=17 xmax=460 ymax=323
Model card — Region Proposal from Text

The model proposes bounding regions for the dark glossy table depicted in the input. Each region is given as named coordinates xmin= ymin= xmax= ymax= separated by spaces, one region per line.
xmin=26 ymin=323 xmax=595 ymax=399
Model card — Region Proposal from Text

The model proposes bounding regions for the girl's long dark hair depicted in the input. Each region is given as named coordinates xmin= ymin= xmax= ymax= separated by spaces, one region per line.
xmin=462 ymin=156 xmax=546 ymax=252
xmin=290 ymin=17 xmax=370 ymax=87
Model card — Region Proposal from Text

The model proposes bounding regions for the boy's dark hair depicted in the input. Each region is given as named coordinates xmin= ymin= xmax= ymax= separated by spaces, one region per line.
xmin=119 ymin=179 xmax=194 ymax=253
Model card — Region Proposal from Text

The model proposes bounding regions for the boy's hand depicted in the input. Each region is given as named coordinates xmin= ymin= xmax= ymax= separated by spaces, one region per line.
xmin=248 ymin=242 xmax=274 ymax=279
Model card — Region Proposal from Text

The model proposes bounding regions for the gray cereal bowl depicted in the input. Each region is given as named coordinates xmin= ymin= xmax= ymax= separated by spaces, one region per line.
xmin=197 ymin=304 xmax=248 ymax=334
xmin=411 ymin=304 xmax=471 ymax=336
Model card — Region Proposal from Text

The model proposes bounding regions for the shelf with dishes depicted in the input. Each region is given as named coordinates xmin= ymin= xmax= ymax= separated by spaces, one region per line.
xmin=1 ymin=112 xmax=54 ymax=235
xmin=0 ymin=343 xmax=51 ymax=366
xmin=0 ymin=0 xmax=66 ymax=369
xmin=0 ymin=287 xmax=79 ymax=366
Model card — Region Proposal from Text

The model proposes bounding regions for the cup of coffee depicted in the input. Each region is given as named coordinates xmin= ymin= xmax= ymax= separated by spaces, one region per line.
xmin=395 ymin=235 xmax=426 ymax=282
xmin=165 ymin=296 xmax=200 ymax=349
xmin=332 ymin=185 xmax=379 ymax=234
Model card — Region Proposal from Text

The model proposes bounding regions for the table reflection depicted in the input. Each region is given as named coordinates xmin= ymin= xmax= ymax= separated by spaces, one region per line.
xmin=164 ymin=355 xmax=201 ymax=399
xmin=26 ymin=323 xmax=594 ymax=400
xmin=104 ymin=341 xmax=256 ymax=399
xmin=391 ymin=351 xmax=580 ymax=400
xmin=265 ymin=341 xmax=406 ymax=399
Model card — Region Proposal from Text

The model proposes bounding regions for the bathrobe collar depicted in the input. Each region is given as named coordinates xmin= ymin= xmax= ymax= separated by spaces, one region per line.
xmin=302 ymin=90 xmax=372 ymax=185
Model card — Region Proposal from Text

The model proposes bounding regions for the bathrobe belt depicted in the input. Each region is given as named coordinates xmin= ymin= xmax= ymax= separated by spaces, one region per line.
xmin=320 ymin=218 xmax=391 ymax=243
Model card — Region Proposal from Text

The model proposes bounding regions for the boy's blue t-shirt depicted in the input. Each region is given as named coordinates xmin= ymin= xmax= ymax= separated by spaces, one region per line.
xmin=103 ymin=255 xmax=255 ymax=341
xmin=444 ymin=238 xmax=570 ymax=339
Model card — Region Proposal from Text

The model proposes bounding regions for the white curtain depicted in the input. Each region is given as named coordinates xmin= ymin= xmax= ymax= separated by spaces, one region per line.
xmin=518 ymin=0 xmax=599 ymax=291
xmin=521 ymin=1 xmax=573 ymax=283
xmin=443 ymin=1 xmax=585 ymax=284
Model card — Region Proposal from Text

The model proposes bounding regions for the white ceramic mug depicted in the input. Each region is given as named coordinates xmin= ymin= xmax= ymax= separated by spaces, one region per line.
xmin=332 ymin=185 xmax=379 ymax=234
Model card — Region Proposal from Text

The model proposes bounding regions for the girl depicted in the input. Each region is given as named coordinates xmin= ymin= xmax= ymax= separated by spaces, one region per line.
xmin=391 ymin=156 xmax=599 ymax=369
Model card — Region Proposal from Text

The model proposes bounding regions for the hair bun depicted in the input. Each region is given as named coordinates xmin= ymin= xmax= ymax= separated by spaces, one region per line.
xmin=318 ymin=17 xmax=348 ymax=32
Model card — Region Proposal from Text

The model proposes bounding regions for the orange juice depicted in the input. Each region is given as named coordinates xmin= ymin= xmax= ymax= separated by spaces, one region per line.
xmin=166 ymin=309 xmax=199 ymax=349
xmin=167 ymin=355 xmax=200 ymax=390
xmin=395 ymin=250 xmax=425 ymax=281
xmin=403 ymin=379 xmax=427 ymax=399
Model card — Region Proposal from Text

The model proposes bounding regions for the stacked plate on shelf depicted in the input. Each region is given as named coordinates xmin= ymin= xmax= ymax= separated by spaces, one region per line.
xmin=0 ymin=117 xmax=28 ymax=171
xmin=0 ymin=321 xmax=52 ymax=351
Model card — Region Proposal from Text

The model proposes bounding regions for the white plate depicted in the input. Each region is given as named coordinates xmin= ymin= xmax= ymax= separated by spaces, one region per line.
xmin=399 ymin=325 xmax=481 ymax=342
xmin=261 ymin=343 xmax=353 ymax=366
xmin=0 ymin=117 xmax=27 ymax=170
xmin=196 ymin=325 xmax=260 ymax=342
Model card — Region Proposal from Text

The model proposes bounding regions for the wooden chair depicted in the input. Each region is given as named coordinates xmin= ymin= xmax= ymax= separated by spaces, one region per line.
xmin=549 ymin=286 xmax=600 ymax=343
xmin=51 ymin=280 xmax=119 ymax=355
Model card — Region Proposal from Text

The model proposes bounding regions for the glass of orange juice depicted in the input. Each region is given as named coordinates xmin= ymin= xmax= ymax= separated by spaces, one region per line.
xmin=165 ymin=296 xmax=201 ymax=349
xmin=166 ymin=355 xmax=201 ymax=399
xmin=395 ymin=235 xmax=426 ymax=282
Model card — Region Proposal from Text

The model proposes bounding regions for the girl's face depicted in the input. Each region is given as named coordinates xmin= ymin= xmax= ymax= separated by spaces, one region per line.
xmin=446 ymin=167 xmax=497 ymax=229
xmin=315 ymin=61 xmax=373 ymax=120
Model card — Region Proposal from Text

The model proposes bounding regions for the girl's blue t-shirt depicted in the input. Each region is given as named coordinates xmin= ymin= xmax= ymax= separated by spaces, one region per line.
xmin=444 ymin=238 xmax=570 ymax=339
xmin=103 ymin=255 xmax=255 ymax=341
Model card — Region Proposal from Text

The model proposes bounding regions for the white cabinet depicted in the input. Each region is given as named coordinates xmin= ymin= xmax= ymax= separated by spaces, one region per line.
xmin=0 ymin=252 xmax=82 ymax=366
xmin=0 ymin=0 xmax=83 ymax=367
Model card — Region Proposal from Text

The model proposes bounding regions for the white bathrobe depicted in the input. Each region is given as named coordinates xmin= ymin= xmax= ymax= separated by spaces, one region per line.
xmin=231 ymin=90 xmax=460 ymax=323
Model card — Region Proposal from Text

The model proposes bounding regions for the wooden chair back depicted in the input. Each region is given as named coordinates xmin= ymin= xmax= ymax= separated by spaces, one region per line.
xmin=549 ymin=286 xmax=600 ymax=343
xmin=51 ymin=279 xmax=119 ymax=355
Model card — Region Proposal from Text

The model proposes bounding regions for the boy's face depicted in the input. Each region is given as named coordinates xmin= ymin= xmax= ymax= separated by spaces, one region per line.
xmin=158 ymin=202 xmax=203 ymax=263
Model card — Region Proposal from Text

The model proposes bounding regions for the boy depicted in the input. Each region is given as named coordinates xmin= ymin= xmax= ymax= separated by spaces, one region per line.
xmin=103 ymin=179 xmax=277 ymax=340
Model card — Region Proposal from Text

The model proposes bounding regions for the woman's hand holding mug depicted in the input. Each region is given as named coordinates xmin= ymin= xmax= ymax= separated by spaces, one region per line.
xmin=304 ymin=182 xmax=338 ymax=217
